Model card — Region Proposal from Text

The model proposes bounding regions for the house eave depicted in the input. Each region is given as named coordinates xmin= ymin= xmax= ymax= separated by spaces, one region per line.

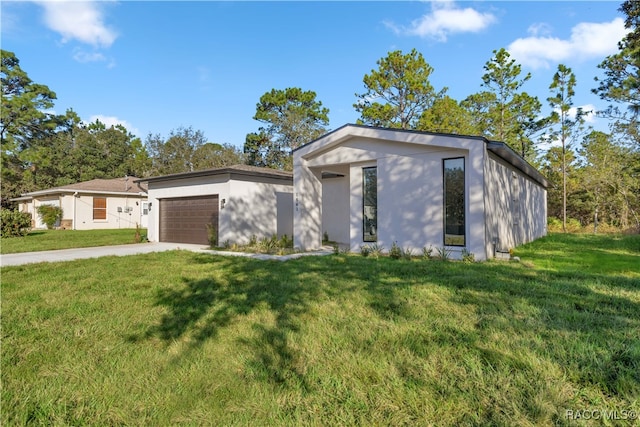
xmin=12 ymin=189 xmax=148 ymax=200
xmin=486 ymin=141 xmax=549 ymax=188
xmin=136 ymin=166 xmax=293 ymax=185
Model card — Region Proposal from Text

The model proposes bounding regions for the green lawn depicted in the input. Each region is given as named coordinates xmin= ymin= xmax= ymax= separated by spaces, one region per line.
xmin=0 ymin=228 xmax=146 ymax=254
xmin=2 ymin=234 xmax=639 ymax=426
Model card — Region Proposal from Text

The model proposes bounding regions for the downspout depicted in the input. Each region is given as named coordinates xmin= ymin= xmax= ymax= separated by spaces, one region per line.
xmin=73 ymin=192 xmax=78 ymax=230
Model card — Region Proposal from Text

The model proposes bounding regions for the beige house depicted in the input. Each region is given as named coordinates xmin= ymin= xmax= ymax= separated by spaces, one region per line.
xmin=293 ymin=124 xmax=549 ymax=260
xmin=12 ymin=177 xmax=148 ymax=230
xmin=138 ymin=165 xmax=293 ymax=246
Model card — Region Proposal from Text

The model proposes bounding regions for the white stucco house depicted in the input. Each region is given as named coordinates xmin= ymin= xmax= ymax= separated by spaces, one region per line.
xmin=137 ymin=165 xmax=293 ymax=246
xmin=293 ymin=124 xmax=548 ymax=261
xmin=12 ymin=177 xmax=149 ymax=230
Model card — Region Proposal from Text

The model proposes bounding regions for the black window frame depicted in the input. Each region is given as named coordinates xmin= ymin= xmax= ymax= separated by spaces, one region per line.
xmin=362 ymin=166 xmax=377 ymax=242
xmin=443 ymin=157 xmax=466 ymax=247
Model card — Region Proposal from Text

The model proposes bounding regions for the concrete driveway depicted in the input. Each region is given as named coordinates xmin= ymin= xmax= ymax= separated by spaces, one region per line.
xmin=1 ymin=243 xmax=335 ymax=267
xmin=0 ymin=242 xmax=212 ymax=267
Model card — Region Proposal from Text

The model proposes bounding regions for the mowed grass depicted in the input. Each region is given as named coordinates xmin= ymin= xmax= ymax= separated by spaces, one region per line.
xmin=1 ymin=228 xmax=145 ymax=254
xmin=2 ymin=234 xmax=639 ymax=426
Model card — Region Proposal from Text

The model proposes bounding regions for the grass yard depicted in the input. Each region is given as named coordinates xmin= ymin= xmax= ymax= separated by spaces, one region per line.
xmin=2 ymin=233 xmax=639 ymax=425
xmin=0 ymin=228 xmax=146 ymax=254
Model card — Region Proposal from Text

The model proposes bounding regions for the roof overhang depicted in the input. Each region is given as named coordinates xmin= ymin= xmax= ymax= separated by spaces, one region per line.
xmin=137 ymin=166 xmax=293 ymax=185
xmin=11 ymin=189 xmax=148 ymax=200
xmin=486 ymin=141 xmax=549 ymax=188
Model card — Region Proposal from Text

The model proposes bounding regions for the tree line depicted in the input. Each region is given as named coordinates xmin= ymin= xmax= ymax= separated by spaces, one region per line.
xmin=2 ymin=1 xmax=638 ymax=231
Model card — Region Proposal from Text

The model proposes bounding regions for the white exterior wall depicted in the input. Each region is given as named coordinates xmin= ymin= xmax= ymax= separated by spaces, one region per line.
xmin=294 ymin=127 xmax=489 ymax=259
xmin=147 ymin=175 xmax=293 ymax=245
xmin=293 ymin=161 xmax=323 ymax=250
xmin=484 ymin=153 xmax=547 ymax=254
xmin=227 ymin=178 xmax=294 ymax=244
xmin=69 ymin=194 xmax=146 ymax=230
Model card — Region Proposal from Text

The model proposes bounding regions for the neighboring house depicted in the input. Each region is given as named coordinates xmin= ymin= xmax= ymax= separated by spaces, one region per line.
xmin=12 ymin=177 xmax=148 ymax=230
xmin=293 ymin=124 xmax=548 ymax=261
xmin=138 ymin=165 xmax=293 ymax=246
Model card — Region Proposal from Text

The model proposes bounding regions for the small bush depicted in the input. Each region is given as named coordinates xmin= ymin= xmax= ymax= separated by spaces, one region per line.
xmin=461 ymin=248 xmax=475 ymax=263
xmin=206 ymin=223 xmax=218 ymax=248
xmin=422 ymin=245 xmax=434 ymax=260
xmin=368 ymin=243 xmax=384 ymax=258
xmin=389 ymin=241 xmax=402 ymax=259
xmin=133 ymin=223 xmax=146 ymax=243
xmin=548 ymin=217 xmax=582 ymax=233
xmin=1 ymin=209 xmax=32 ymax=238
xmin=360 ymin=245 xmax=371 ymax=257
xmin=402 ymin=247 xmax=413 ymax=260
xmin=279 ymin=234 xmax=293 ymax=249
xmin=36 ymin=205 xmax=63 ymax=229
xmin=436 ymin=247 xmax=451 ymax=261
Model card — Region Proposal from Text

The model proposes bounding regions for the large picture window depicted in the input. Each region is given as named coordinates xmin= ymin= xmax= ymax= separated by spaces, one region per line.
xmin=444 ymin=158 xmax=465 ymax=246
xmin=363 ymin=167 xmax=377 ymax=242
xmin=93 ymin=197 xmax=107 ymax=220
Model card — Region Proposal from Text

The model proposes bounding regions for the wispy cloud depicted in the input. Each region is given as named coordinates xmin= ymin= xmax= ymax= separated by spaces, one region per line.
xmin=385 ymin=1 xmax=497 ymax=42
xmin=88 ymin=115 xmax=140 ymax=137
xmin=36 ymin=0 xmax=117 ymax=48
xmin=508 ymin=18 xmax=626 ymax=69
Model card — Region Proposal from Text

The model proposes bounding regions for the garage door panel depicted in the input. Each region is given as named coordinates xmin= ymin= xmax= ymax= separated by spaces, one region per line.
xmin=159 ymin=195 xmax=218 ymax=245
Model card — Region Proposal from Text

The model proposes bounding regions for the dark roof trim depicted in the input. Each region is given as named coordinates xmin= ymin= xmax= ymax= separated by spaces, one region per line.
xmin=487 ymin=141 xmax=549 ymax=188
xmin=293 ymin=123 xmax=489 ymax=153
xmin=136 ymin=164 xmax=293 ymax=185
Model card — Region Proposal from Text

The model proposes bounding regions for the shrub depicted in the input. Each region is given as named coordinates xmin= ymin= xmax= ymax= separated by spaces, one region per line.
xmin=206 ymin=223 xmax=218 ymax=248
xmin=402 ymin=247 xmax=413 ymax=260
xmin=548 ymin=217 xmax=582 ymax=233
xmin=279 ymin=234 xmax=293 ymax=249
xmin=389 ymin=241 xmax=402 ymax=259
xmin=36 ymin=205 xmax=62 ymax=229
xmin=461 ymin=248 xmax=475 ymax=263
xmin=422 ymin=245 xmax=434 ymax=260
xmin=436 ymin=247 xmax=451 ymax=261
xmin=368 ymin=243 xmax=384 ymax=258
xmin=360 ymin=245 xmax=371 ymax=257
xmin=1 ymin=209 xmax=32 ymax=238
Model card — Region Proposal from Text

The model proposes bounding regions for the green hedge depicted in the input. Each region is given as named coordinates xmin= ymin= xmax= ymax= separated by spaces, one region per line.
xmin=1 ymin=209 xmax=32 ymax=238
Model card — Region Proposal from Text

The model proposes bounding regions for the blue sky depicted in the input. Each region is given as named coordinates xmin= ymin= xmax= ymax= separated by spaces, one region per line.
xmin=1 ymin=1 xmax=628 ymax=148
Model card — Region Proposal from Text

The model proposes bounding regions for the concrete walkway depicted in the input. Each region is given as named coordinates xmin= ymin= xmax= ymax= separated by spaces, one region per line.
xmin=0 ymin=242 xmax=212 ymax=267
xmin=1 ymin=243 xmax=335 ymax=267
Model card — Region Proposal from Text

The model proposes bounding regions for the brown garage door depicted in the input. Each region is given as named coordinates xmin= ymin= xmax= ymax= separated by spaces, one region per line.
xmin=159 ymin=195 xmax=219 ymax=245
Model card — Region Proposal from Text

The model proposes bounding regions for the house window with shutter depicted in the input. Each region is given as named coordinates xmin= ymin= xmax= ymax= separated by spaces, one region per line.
xmin=93 ymin=197 xmax=107 ymax=220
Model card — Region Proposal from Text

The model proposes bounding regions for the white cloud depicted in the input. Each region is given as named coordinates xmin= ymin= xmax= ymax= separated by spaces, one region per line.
xmin=73 ymin=49 xmax=106 ymax=63
xmin=570 ymin=104 xmax=597 ymax=123
xmin=36 ymin=0 xmax=117 ymax=48
xmin=385 ymin=1 xmax=496 ymax=42
xmin=508 ymin=18 xmax=626 ymax=69
xmin=88 ymin=115 xmax=140 ymax=137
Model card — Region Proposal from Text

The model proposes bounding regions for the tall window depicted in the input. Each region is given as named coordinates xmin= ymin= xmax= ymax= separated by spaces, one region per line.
xmin=444 ymin=158 xmax=465 ymax=246
xmin=93 ymin=197 xmax=107 ymax=220
xmin=363 ymin=167 xmax=377 ymax=242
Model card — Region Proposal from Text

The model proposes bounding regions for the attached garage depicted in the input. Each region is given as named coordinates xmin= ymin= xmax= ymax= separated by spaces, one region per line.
xmin=159 ymin=195 xmax=219 ymax=245
xmin=138 ymin=165 xmax=293 ymax=246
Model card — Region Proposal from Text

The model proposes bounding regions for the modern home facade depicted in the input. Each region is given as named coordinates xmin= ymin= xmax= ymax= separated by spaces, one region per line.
xmin=293 ymin=124 xmax=548 ymax=261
